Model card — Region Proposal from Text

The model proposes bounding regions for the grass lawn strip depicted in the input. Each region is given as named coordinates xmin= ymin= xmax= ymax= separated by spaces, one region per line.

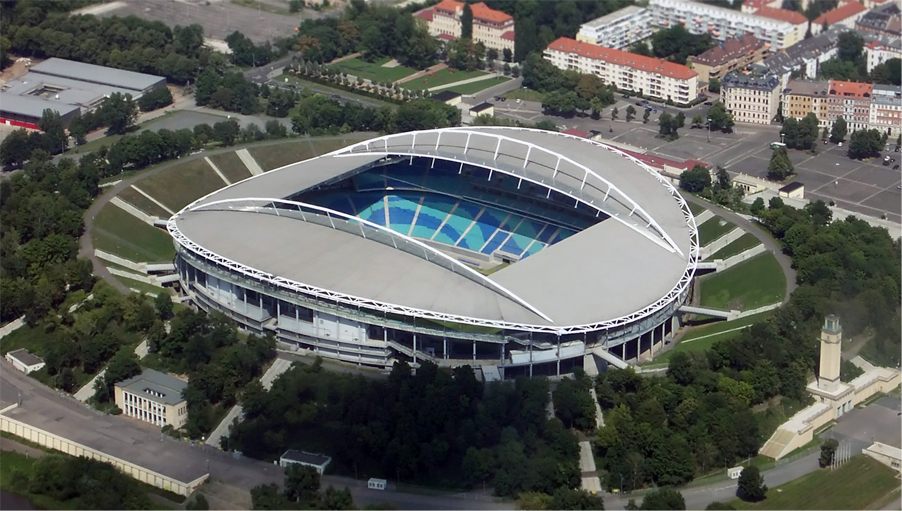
xmin=649 ymin=312 xmax=775 ymax=365
xmin=117 ymin=186 xmax=172 ymax=218
xmin=248 ymin=135 xmax=370 ymax=171
xmin=278 ymin=74 xmax=396 ymax=108
xmin=92 ymin=205 xmax=175 ymax=263
xmin=730 ymin=456 xmax=899 ymax=510
xmin=697 ymin=215 xmax=737 ymax=246
xmin=699 ymin=253 xmax=786 ymax=311
xmin=706 ymin=233 xmax=762 ymax=260
xmin=403 ymin=69 xmax=489 ymax=91
xmin=502 ymin=88 xmax=545 ymax=102
xmin=208 ymin=151 xmax=253 ymax=183
xmin=136 ymin=158 xmax=226 ymax=211
xmin=443 ymin=76 xmax=510 ymax=95
xmin=328 ymin=57 xmax=417 ymax=83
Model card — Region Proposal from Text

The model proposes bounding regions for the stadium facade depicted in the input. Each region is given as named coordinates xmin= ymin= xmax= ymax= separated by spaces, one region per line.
xmin=168 ymin=128 xmax=699 ymax=377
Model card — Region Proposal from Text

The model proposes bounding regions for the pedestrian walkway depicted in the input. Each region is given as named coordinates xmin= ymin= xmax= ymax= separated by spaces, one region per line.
xmin=235 ymin=148 xmax=264 ymax=176
xmin=579 ymin=441 xmax=602 ymax=495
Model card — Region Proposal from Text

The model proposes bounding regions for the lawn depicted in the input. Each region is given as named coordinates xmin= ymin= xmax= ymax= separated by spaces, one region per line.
xmin=706 ymin=233 xmax=762 ymax=260
xmin=444 ymin=76 xmax=510 ymax=95
xmin=731 ymin=456 xmax=899 ymax=510
xmin=64 ymin=133 xmax=124 ymax=157
xmin=698 ymin=215 xmax=737 ymax=246
xmin=117 ymin=186 xmax=172 ymax=218
xmin=328 ymin=57 xmax=417 ymax=83
xmin=248 ymin=134 xmax=371 ymax=171
xmin=135 ymin=158 xmax=227 ymax=211
xmin=277 ymin=74 xmax=396 ymax=108
xmin=502 ymin=87 xmax=546 ymax=102
xmin=92 ymin=205 xmax=175 ymax=263
xmin=700 ymin=253 xmax=786 ymax=311
xmin=0 ymin=324 xmax=93 ymax=387
xmin=649 ymin=312 xmax=774 ymax=365
xmin=113 ymin=274 xmax=165 ymax=296
xmin=0 ymin=451 xmax=77 ymax=510
xmin=403 ymin=68 xmax=489 ymax=91
xmin=208 ymin=151 xmax=253 ymax=183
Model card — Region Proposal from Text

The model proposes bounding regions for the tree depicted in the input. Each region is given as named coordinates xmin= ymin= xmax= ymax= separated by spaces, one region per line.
xmin=95 ymin=349 xmax=141 ymax=403
xmin=155 ymin=291 xmax=174 ymax=320
xmin=651 ymin=25 xmax=714 ymax=64
xmin=715 ymin=166 xmax=730 ymax=189
xmin=658 ymin=112 xmax=679 ymax=140
xmin=708 ymin=77 xmax=721 ymax=93
xmin=736 ymin=466 xmax=767 ymax=502
xmin=643 ymin=110 xmax=651 ymax=124
xmin=750 ymin=197 xmax=766 ymax=216
xmin=836 ymin=31 xmax=864 ymax=63
xmin=39 ymin=109 xmax=67 ymax=154
xmin=284 ymin=464 xmax=320 ymax=503
xmin=100 ymin=93 xmax=139 ymax=135
xmin=0 ymin=129 xmax=33 ymax=168
xmin=186 ymin=493 xmax=210 ymax=510
xmin=626 ymin=105 xmax=636 ymax=122
xmin=461 ymin=3 xmax=473 ymax=39
xmin=318 ymin=486 xmax=353 ymax=510
xmin=213 ymin=119 xmax=240 ymax=146
xmin=707 ymin=102 xmax=734 ymax=133
xmin=611 ymin=107 xmax=619 ymax=121
xmin=705 ymin=502 xmax=736 ymax=510
xmin=503 ymin=48 xmax=513 ymax=63
xmin=679 ymin=165 xmax=711 ymax=193
xmin=767 ymin=147 xmax=794 ymax=181
xmin=819 ymin=438 xmax=838 ymax=467
xmin=550 ymin=488 xmax=604 ymax=510
xmin=847 ymin=129 xmax=884 ymax=159
xmin=640 ymin=488 xmax=685 ymax=510
xmin=829 ymin=116 xmax=847 ymax=143
xmin=138 ymin=87 xmax=174 ymax=112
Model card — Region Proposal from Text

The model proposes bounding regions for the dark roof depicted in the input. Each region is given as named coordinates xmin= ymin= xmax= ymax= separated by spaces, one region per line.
xmin=469 ymin=102 xmax=493 ymax=112
xmin=722 ymin=71 xmax=781 ymax=91
xmin=690 ymin=33 xmax=765 ymax=67
xmin=758 ymin=27 xmax=848 ymax=75
xmin=857 ymin=2 xmax=902 ymax=35
xmin=432 ymin=90 xmax=462 ymax=102
xmin=6 ymin=348 xmax=44 ymax=367
xmin=280 ymin=450 xmax=332 ymax=467
xmin=115 ymin=369 xmax=187 ymax=406
xmin=780 ymin=181 xmax=804 ymax=192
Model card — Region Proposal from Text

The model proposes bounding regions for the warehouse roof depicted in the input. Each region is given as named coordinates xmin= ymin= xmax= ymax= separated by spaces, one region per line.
xmin=0 ymin=92 xmax=81 ymax=118
xmin=30 ymin=58 xmax=165 ymax=92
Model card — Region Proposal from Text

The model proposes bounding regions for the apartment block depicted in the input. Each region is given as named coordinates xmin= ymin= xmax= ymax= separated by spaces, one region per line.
xmin=576 ymin=6 xmax=654 ymax=49
xmin=865 ymin=38 xmax=902 ymax=71
xmin=114 ymin=369 xmax=188 ymax=429
xmin=648 ymin=0 xmax=802 ymax=49
xmin=826 ymin=80 xmax=874 ymax=132
xmin=812 ymin=1 xmax=868 ymax=33
xmin=416 ymin=0 xmax=515 ymax=53
xmin=870 ymin=84 xmax=902 ymax=137
xmin=782 ymin=79 xmax=901 ymax=137
xmin=687 ymin=33 xmax=768 ymax=83
xmin=756 ymin=27 xmax=846 ymax=86
xmin=753 ymin=6 xmax=810 ymax=40
xmin=721 ymin=71 xmax=782 ymax=125
xmin=544 ymin=37 xmax=699 ymax=105
xmin=781 ymin=80 xmax=829 ymax=123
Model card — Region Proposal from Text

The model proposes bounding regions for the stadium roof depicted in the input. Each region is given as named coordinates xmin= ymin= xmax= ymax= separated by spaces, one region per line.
xmin=173 ymin=128 xmax=697 ymax=332
xmin=30 ymin=58 xmax=165 ymax=92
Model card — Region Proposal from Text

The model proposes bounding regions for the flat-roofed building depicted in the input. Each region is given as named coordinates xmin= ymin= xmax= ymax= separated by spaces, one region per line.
xmin=576 ymin=6 xmax=654 ymax=49
xmin=114 ymin=369 xmax=188 ymax=429
xmin=721 ymin=71 xmax=782 ymax=124
xmin=687 ymin=33 xmax=768 ymax=83
xmin=279 ymin=450 xmax=332 ymax=474
xmin=0 ymin=93 xmax=81 ymax=130
xmin=544 ymin=37 xmax=699 ymax=105
xmin=649 ymin=0 xmax=802 ymax=49
xmin=418 ymin=0 xmax=515 ymax=53
xmin=30 ymin=58 xmax=165 ymax=95
xmin=812 ymin=1 xmax=868 ymax=33
xmin=4 ymin=349 xmax=46 ymax=375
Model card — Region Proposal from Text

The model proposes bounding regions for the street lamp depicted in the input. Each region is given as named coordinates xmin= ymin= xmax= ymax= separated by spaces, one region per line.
xmin=707 ymin=118 xmax=713 ymax=143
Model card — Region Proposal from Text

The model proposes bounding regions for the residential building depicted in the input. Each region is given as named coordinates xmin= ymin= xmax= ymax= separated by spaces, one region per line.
xmin=4 ymin=349 xmax=45 ymax=375
xmin=417 ymin=0 xmax=515 ymax=53
xmin=781 ymin=79 xmax=829 ymax=123
xmin=741 ymin=0 xmax=783 ymax=14
xmin=648 ymin=0 xmax=802 ymax=49
xmin=755 ymin=27 xmax=847 ymax=86
xmin=826 ymin=79 xmax=873 ymax=132
xmin=753 ymin=6 xmax=810 ymax=40
xmin=576 ymin=6 xmax=654 ymax=49
xmin=721 ymin=70 xmax=782 ymax=124
xmin=857 ymin=2 xmax=901 ymax=36
xmin=544 ymin=37 xmax=700 ymax=105
xmin=687 ymin=33 xmax=768 ymax=83
xmin=812 ymin=1 xmax=868 ymax=33
xmin=114 ymin=369 xmax=188 ymax=429
xmin=870 ymin=84 xmax=902 ymax=137
xmin=279 ymin=450 xmax=332 ymax=475
xmin=864 ymin=38 xmax=902 ymax=71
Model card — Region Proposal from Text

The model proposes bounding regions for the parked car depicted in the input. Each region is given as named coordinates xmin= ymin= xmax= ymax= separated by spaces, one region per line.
xmin=703 ymin=101 xmax=713 ymax=106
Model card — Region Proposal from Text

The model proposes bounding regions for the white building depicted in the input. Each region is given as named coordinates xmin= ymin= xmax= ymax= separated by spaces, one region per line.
xmin=576 ymin=6 xmax=654 ymax=49
xmin=721 ymin=71 xmax=782 ymax=125
xmin=544 ymin=37 xmax=700 ymax=105
xmin=870 ymin=84 xmax=902 ymax=137
xmin=865 ymin=38 xmax=902 ymax=72
xmin=648 ymin=0 xmax=802 ymax=49
xmin=417 ymin=0 xmax=515 ymax=53
xmin=812 ymin=1 xmax=868 ymax=33
xmin=4 ymin=349 xmax=45 ymax=375
xmin=114 ymin=369 xmax=188 ymax=429
xmin=279 ymin=450 xmax=332 ymax=475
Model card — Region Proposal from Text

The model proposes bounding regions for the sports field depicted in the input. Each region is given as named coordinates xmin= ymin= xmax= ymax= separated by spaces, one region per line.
xmin=444 ymin=76 xmax=510 ymax=95
xmin=700 ymin=253 xmax=785 ymax=311
xmin=403 ymin=68 xmax=489 ymax=91
xmin=208 ymin=151 xmax=253 ymax=183
xmin=247 ymin=135 xmax=371 ymax=171
xmin=135 ymin=159 xmax=226 ymax=211
xmin=697 ymin=215 xmax=736 ymax=246
xmin=328 ymin=57 xmax=417 ymax=83
xmin=731 ymin=456 xmax=900 ymax=510
xmin=92 ymin=205 xmax=175 ymax=263
xmin=706 ymin=233 xmax=761 ymax=260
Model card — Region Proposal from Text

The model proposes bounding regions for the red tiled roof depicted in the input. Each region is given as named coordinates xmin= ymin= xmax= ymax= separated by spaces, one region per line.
xmin=546 ymin=37 xmax=698 ymax=80
xmin=437 ymin=33 xmax=456 ymax=41
xmin=471 ymin=2 xmax=513 ymax=24
xmin=690 ymin=33 xmax=765 ymax=66
xmin=829 ymin=79 xmax=873 ymax=97
xmin=434 ymin=0 xmax=463 ymax=15
xmin=755 ymin=6 xmax=808 ymax=24
xmin=501 ymin=30 xmax=515 ymax=41
xmin=743 ymin=0 xmax=774 ymax=11
xmin=814 ymin=1 xmax=867 ymax=25
xmin=414 ymin=7 xmax=434 ymax=22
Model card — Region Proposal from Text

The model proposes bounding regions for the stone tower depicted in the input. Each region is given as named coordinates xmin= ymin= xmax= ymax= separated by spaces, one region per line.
xmin=818 ymin=314 xmax=843 ymax=391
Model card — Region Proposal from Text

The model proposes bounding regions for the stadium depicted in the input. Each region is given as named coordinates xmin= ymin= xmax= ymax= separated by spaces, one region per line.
xmin=168 ymin=127 xmax=699 ymax=377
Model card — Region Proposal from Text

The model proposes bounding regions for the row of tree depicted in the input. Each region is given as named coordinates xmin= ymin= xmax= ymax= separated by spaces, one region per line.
xmin=290 ymin=96 xmax=460 ymax=136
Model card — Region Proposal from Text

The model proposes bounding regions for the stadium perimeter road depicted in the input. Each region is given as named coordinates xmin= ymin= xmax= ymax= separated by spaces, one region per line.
xmin=0 ymin=364 xmax=512 ymax=509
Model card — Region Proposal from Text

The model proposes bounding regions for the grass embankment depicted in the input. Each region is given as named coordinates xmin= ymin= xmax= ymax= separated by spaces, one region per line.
xmin=247 ymin=134 xmax=370 ymax=171
xmin=403 ymin=68 xmax=489 ymax=91
xmin=698 ymin=215 xmax=737 ymax=246
xmin=92 ymin=205 xmax=175 ymax=263
xmin=328 ymin=57 xmax=417 ymax=83
xmin=730 ymin=455 xmax=900 ymax=510
xmin=699 ymin=253 xmax=785 ymax=311
xmin=208 ymin=151 xmax=253 ymax=183
xmin=649 ymin=312 xmax=774 ymax=366
xmin=117 ymin=186 xmax=173 ymax=218
xmin=706 ymin=233 xmax=762 ymax=260
xmin=445 ymin=76 xmax=510 ymax=95
xmin=135 ymin=158 xmax=227 ymax=211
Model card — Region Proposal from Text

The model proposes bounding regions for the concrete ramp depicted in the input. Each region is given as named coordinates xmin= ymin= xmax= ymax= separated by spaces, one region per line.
xmin=205 ymin=156 xmax=232 ymax=185
xmin=679 ymin=305 xmax=738 ymax=320
xmin=130 ymin=185 xmax=175 ymax=216
xmin=590 ymin=346 xmax=628 ymax=370
xmin=235 ymin=149 xmax=264 ymax=176
xmin=110 ymin=197 xmax=157 ymax=226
